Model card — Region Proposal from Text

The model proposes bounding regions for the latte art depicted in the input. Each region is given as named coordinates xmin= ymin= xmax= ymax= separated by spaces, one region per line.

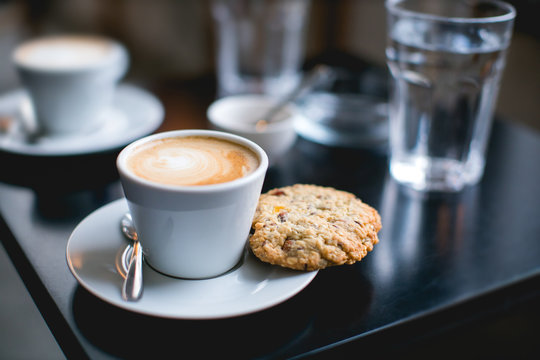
xmin=127 ymin=136 xmax=259 ymax=186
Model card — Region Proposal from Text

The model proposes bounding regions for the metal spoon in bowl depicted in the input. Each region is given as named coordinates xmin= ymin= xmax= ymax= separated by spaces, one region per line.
xmin=120 ymin=213 xmax=143 ymax=302
xmin=254 ymin=64 xmax=331 ymax=132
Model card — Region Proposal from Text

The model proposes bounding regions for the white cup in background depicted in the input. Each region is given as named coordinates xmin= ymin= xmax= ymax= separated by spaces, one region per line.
xmin=207 ymin=94 xmax=298 ymax=166
xmin=117 ymin=130 xmax=268 ymax=279
xmin=13 ymin=34 xmax=129 ymax=137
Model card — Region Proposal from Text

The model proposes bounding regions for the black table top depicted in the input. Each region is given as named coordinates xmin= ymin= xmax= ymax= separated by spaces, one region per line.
xmin=1 ymin=119 xmax=539 ymax=359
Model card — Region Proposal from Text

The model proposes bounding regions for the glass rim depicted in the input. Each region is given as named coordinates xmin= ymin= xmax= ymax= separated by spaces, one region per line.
xmin=385 ymin=0 xmax=516 ymax=24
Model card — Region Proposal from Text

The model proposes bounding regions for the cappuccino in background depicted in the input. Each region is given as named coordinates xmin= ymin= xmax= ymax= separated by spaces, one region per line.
xmin=13 ymin=35 xmax=129 ymax=136
xmin=127 ymin=136 xmax=260 ymax=186
xmin=14 ymin=35 xmax=123 ymax=70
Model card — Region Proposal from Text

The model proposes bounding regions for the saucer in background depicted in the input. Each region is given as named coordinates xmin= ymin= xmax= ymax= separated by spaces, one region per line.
xmin=0 ymin=83 xmax=164 ymax=156
xmin=294 ymin=66 xmax=389 ymax=151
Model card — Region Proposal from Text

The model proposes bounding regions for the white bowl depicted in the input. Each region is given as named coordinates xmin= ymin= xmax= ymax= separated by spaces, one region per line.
xmin=207 ymin=95 xmax=298 ymax=166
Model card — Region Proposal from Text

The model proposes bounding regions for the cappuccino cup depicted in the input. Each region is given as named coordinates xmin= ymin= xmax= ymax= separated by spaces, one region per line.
xmin=117 ymin=130 xmax=268 ymax=279
xmin=13 ymin=35 xmax=129 ymax=136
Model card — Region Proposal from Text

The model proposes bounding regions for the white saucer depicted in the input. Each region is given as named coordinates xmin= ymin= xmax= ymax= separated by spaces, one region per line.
xmin=66 ymin=199 xmax=318 ymax=319
xmin=0 ymin=84 xmax=164 ymax=156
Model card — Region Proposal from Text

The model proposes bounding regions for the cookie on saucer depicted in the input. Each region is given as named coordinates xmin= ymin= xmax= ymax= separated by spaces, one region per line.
xmin=249 ymin=184 xmax=381 ymax=271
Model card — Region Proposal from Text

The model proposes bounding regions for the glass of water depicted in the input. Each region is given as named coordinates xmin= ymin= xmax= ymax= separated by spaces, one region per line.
xmin=385 ymin=0 xmax=515 ymax=192
xmin=211 ymin=0 xmax=311 ymax=98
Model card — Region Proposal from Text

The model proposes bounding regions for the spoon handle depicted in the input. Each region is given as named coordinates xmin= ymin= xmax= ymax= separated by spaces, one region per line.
xmin=262 ymin=64 xmax=330 ymax=123
xmin=122 ymin=241 xmax=143 ymax=301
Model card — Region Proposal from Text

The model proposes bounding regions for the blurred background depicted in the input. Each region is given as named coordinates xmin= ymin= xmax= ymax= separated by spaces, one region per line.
xmin=1 ymin=0 xmax=539 ymax=130
xmin=0 ymin=1 xmax=539 ymax=359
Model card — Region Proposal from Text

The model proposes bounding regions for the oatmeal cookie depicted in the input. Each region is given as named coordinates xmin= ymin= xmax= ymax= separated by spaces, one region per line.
xmin=249 ymin=184 xmax=381 ymax=270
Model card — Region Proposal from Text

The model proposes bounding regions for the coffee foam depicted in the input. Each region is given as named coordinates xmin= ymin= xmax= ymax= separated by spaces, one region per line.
xmin=127 ymin=136 xmax=260 ymax=186
xmin=14 ymin=36 xmax=119 ymax=70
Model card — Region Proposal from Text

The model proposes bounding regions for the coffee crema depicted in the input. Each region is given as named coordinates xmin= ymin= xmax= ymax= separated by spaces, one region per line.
xmin=14 ymin=35 xmax=119 ymax=70
xmin=126 ymin=136 xmax=260 ymax=186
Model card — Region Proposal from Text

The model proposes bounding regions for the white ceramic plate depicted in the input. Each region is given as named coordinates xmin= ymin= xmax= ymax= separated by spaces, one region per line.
xmin=0 ymin=84 xmax=164 ymax=156
xmin=66 ymin=199 xmax=318 ymax=319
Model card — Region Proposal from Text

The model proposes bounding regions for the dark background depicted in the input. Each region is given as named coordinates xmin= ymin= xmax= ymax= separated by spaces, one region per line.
xmin=0 ymin=1 xmax=539 ymax=359
xmin=0 ymin=0 xmax=539 ymax=131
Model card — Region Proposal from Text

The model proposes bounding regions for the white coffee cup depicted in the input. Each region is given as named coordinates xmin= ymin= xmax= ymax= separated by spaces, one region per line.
xmin=207 ymin=94 xmax=298 ymax=166
xmin=117 ymin=130 xmax=268 ymax=279
xmin=13 ymin=34 xmax=129 ymax=136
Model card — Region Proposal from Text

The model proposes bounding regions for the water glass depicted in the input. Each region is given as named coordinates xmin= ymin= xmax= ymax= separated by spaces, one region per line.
xmin=211 ymin=0 xmax=311 ymax=97
xmin=386 ymin=0 xmax=515 ymax=191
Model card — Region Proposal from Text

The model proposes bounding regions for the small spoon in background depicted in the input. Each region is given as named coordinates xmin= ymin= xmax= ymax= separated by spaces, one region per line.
xmin=120 ymin=213 xmax=143 ymax=302
xmin=254 ymin=64 xmax=331 ymax=132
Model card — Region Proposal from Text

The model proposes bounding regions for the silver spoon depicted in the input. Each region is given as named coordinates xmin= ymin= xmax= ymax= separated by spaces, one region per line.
xmin=120 ymin=213 xmax=143 ymax=301
xmin=254 ymin=64 xmax=331 ymax=132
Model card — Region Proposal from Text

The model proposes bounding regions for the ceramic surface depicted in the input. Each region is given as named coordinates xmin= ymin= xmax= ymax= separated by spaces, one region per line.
xmin=66 ymin=199 xmax=318 ymax=319
xmin=207 ymin=94 xmax=298 ymax=166
xmin=117 ymin=130 xmax=269 ymax=278
xmin=0 ymin=84 xmax=164 ymax=156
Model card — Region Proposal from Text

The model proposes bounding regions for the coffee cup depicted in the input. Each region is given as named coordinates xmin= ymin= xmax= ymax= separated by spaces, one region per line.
xmin=207 ymin=94 xmax=298 ymax=166
xmin=116 ymin=130 xmax=269 ymax=279
xmin=13 ymin=34 xmax=129 ymax=137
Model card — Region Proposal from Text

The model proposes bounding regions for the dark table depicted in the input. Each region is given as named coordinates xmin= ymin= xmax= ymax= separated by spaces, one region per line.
xmin=1 ymin=82 xmax=540 ymax=359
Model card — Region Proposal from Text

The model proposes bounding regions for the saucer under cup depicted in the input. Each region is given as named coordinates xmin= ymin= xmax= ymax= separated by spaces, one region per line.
xmin=66 ymin=199 xmax=318 ymax=319
xmin=0 ymin=84 xmax=164 ymax=156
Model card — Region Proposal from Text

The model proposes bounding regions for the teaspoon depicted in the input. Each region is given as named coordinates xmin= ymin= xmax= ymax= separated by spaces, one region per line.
xmin=121 ymin=213 xmax=143 ymax=301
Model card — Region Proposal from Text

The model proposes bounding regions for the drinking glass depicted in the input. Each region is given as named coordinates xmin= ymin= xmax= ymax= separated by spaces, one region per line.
xmin=386 ymin=0 xmax=515 ymax=191
xmin=211 ymin=0 xmax=311 ymax=97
